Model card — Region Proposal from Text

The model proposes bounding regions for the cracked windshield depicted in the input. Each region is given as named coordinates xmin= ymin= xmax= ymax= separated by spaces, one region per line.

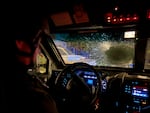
xmin=51 ymin=31 xmax=135 ymax=68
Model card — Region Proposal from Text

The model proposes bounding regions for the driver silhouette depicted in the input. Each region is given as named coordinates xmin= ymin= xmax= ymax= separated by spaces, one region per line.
xmin=3 ymin=3 xmax=59 ymax=113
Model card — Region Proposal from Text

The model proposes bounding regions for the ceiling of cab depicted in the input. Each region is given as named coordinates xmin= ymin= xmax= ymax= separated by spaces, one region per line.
xmin=45 ymin=0 xmax=149 ymax=32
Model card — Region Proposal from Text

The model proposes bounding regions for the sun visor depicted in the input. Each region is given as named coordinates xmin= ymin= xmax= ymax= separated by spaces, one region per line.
xmin=50 ymin=11 xmax=73 ymax=27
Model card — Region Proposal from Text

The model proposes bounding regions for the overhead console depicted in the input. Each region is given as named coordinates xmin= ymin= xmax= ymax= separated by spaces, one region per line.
xmin=47 ymin=0 xmax=150 ymax=32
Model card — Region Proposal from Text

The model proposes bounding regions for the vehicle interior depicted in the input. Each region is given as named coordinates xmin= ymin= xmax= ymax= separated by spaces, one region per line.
xmin=6 ymin=0 xmax=150 ymax=113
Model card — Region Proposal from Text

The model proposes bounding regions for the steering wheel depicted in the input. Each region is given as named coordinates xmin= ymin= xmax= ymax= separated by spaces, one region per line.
xmin=54 ymin=62 xmax=101 ymax=113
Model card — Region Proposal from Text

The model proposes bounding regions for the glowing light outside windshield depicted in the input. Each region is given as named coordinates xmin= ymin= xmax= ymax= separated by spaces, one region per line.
xmin=52 ymin=31 xmax=135 ymax=68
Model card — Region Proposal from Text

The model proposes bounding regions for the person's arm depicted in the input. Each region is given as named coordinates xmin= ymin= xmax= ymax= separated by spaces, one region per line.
xmin=38 ymin=92 xmax=59 ymax=113
xmin=25 ymin=75 xmax=59 ymax=113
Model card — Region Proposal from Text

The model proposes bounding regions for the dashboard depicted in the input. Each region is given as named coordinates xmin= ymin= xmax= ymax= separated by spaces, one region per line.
xmin=99 ymin=73 xmax=150 ymax=113
xmin=119 ymin=75 xmax=150 ymax=112
xmin=47 ymin=64 xmax=150 ymax=113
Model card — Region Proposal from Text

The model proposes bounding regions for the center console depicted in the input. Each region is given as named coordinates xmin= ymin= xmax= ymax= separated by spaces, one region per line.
xmin=119 ymin=75 xmax=150 ymax=113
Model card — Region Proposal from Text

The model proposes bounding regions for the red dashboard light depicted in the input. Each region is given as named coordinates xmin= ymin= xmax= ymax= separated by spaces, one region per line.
xmin=119 ymin=15 xmax=125 ymax=23
xmin=126 ymin=17 xmax=131 ymax=21
xmin=132 ymin=14 xmax=139 ymax=21
xmin=105 ymin=13 xmax=113 ymax=23
xmin=113 ymin=16 xmax=117 ymax=21
xmin=107 ymin=16 xmax=111 ymax=19
xmin=125 ymin=14 xmax=132 ymax=23
xmin=107 ymin=19 xmax=111 ymax=23
xmin=112 ymin=16 xmax=118 ymax=24
xmin=119 ymin=18 xmax=123 ymax=21
xmin=113 ymin=18 xmax=117 ymax=22
xmin=133 ymin=17 xmax=138 ymax=20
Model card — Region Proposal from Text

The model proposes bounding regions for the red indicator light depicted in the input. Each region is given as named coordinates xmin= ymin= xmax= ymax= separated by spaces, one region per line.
xmin=133 ymin=17 xmax=137 ymax=20
xmin=125 ymin=14 xmax=132 ymax=22
xmin=119 ymin=18 xmax=123 ymax=21
xmin=105 ymin=13 xmax=113 ymax=23
xmin=132 ymin=14 xmax=139 ymax=21
xmin=126 ymin=17 xmax=130 ymax=21
xmin=107 ymin=16 xmax=111 ymax=19
xmin=113 ymin=18 xmax=117 ymax=22
xmin=107 ymin=19 xmax=111 ymax=23
xmin=112 ymin=16 xmax=117 ymax=24
xmin=118 ymin=15 xmax=125 ymax=23
xmin=105 ymin=13 xmax=113 ymax=19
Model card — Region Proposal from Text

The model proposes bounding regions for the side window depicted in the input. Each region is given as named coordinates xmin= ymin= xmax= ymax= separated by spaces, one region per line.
xmin=36 ymin=51 xmax=47 ymax=74
xmin=35 ymin=46 xmax=49 ymax=82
